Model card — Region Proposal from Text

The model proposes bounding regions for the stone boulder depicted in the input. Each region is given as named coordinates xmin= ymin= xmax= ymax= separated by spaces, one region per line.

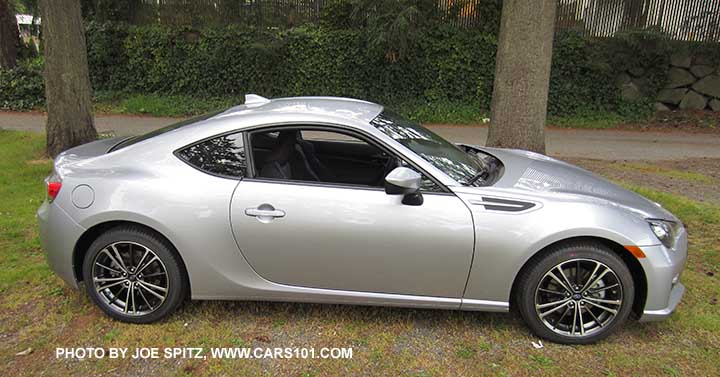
xmin=632 ymin=76 xmax=650 ymax=92
xmin=657 ymin=88 xmax=687 ymax=105
xmin=690 ymin=65 xmax=715 ymax=78
xmin=692 ymin=75 xmax=720 ymax=98
xmin=679 ymin=90 xmax=707 ymax=110
xmin=655 ymin=102 xmax=670 ymax=112
xmin=670 ymin=51 xmax=692 ymax=68
xmin=615 ymin=72 xmax=632 ymax=87
xmin=620 ymin=82 xmax=642 ymax=102
xmin=666 ymin=67 xmax=696 ymax=88
xmin=710 ymin=98 xmax=720 ymax=112
xmin=694 ymin=55 xmax=711 ymax=65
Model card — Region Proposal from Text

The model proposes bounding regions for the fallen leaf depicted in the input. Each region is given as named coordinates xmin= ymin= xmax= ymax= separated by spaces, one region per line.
xmin=16 ymin=348 xmax=32 ymax=356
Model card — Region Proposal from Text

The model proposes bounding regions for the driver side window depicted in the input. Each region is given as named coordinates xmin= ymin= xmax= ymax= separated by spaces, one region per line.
xmin=249 ymin=127 xmax=442 ymax=192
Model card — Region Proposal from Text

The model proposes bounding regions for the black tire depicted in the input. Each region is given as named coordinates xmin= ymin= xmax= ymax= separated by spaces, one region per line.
xmin=83 ymin=225 xmax=187 ymax=323
xmin=516 ymin=241 xmax=635 ymax=344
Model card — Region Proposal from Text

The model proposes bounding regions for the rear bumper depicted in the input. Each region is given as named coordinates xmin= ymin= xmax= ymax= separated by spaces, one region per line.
xmin=37 ymin=200 xmax=85 ymax=288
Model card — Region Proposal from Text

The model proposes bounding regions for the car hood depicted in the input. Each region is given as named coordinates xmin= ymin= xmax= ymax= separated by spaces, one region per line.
xmin=472 ymin=146 xmax=678 ymax=221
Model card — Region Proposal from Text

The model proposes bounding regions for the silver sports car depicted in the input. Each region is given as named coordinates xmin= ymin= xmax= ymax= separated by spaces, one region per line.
xmin=38 ymin=95 xmax=687 ymax=344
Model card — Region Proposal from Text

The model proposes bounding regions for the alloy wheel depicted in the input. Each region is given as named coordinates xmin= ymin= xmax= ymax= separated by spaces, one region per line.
xmin=91 ymin=241 xmax=169 ymax=316
xmin=534 ymin=258 xmax=623 ymax=337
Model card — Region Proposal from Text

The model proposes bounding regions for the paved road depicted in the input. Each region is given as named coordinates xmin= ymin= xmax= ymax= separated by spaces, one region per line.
xmin=3 ymin=112 xmax=720 ymax=161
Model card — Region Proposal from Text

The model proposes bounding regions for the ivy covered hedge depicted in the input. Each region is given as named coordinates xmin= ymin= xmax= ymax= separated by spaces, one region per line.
xmin=90 ymin=22 xmax=500 ymax=108
xmin=0 ymin=61 xmax=44 ymax=111
xmin=2 ymin=21 xmax=718 ymax=118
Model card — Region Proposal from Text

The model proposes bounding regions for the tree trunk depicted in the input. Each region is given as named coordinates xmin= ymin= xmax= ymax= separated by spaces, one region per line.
xmin=487 ymin=0 xmax=557 ymax=154
xmin=40 ymin=0 xmax=97 ymax=158
xmin=0 ymin=0 xmax=19 ymax=69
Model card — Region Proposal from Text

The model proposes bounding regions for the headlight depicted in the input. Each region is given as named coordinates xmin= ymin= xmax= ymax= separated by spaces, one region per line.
xmin=647 ymin=219 xmax=680 ymax=249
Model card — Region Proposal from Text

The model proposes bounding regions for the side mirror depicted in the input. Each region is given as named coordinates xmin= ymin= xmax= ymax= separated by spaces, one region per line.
xmin=384 ymin=167 xmax=423 ymax=206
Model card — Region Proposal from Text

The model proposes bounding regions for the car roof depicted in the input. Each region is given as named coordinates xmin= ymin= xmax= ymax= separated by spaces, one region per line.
xmin=110 ymin=96 xmax=386 ymax=155
xmin=156 ymin=95 xmax=385 ymax=144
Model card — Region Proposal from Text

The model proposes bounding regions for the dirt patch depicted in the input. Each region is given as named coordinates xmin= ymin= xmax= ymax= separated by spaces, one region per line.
xmin=566 ymin=157 xmax=720 ymax=205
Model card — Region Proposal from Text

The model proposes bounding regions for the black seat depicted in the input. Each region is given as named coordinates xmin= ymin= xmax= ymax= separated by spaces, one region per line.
xmin=259 ymin=131 xmax=296 ymax=179
xmin=259 ymin=130 xmax=324 ymax=181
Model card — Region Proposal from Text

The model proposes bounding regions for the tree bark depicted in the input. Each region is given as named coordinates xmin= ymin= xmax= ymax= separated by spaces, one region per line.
xmin=487 ymin=0 xmax=557 ymax=154
xmin=0 ymin=0 xmax=19 ymax=69
xmin=40 ymin=0 xmax=97 ymax=158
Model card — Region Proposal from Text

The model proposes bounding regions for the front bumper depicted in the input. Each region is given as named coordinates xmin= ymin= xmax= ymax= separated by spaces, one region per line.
xmin=637 ymin=228 xmax=688 ymax=322
xmin=37 ymin=200 xmax=85 ymax=288
xmin=640 ymin=281 xmax=685 ymax=321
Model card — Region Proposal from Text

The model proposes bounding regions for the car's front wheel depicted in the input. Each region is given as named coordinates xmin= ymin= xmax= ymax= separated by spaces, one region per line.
xmin=516 ymin=241 xmax=635 ymax=344
xmin=82 ymin=226 xmax=187 ymax=323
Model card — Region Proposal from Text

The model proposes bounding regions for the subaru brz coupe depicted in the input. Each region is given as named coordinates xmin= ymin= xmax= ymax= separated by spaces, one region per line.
xmin=38 ymin=95 xmax=686 ymax=344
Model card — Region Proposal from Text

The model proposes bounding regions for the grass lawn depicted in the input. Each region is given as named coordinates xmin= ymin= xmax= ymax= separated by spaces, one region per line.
xmin=0 ymin=130 xmax=719 ymax=376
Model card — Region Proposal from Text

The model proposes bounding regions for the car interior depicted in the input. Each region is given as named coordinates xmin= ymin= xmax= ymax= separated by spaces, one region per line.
xmin=250 ymin=128 xmax=400 ymax=187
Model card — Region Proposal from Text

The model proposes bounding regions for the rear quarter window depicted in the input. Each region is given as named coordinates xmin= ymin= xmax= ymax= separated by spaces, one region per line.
xmin=176 ymin=132 xmax=247 ymax=178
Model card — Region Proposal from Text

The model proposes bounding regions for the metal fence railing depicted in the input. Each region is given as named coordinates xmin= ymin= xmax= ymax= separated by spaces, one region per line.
xmin=128 ymin=0 xmax=720 ymax=42
xmin=556 ymin=0 xmax=720 ymax=42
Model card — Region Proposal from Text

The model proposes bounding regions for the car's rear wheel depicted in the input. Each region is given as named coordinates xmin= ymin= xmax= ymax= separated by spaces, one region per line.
xmin=82 ymin=226 xmax=186 ymax=323
xmin=516 ymin=242 xmax=635 ymax=344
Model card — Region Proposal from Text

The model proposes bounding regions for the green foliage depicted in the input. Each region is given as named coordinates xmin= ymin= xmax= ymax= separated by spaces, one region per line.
xmin=548 ymin=31 xmax=616 ymax=116
xmin=0 ymin=61 xmax=44 ymax=110
xmin=607 ymin=29 xmax=673 ymax=98
xmin=2 ymin=21 xmax=710 ymax=124
xmin=94 ymin=92 xmax=241 ymax=117
xmin=319 ymin=0 xmax=362 ymax=30
xmin=395 ymin=99 xmax=488 ymax=124
xmin=85 ymin=21 xmax=130 ymax=91
xmin=81 ymin=0 xmax=141 ymax=23
xmin=119 ymin=24 xmax=285 ymax=97
xmin=79 ymin=23 xmax=662 ymax=119
xmin=548 ymin=111 xmax=625 ymax=129
xmin=454 ymin=343 xmax=477 ymax=359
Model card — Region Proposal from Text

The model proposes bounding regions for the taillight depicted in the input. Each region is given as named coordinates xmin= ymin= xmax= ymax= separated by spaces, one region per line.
xmin=47 ymin=179 xmax=62 ymax=201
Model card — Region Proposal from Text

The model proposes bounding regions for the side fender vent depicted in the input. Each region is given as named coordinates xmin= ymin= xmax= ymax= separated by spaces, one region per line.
xmin=471 ymin=197 xmax=536 ymax=213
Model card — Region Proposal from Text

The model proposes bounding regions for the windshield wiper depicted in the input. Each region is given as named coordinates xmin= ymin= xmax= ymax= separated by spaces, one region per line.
xmin=465 ymin=170 xmax=489 ymax=186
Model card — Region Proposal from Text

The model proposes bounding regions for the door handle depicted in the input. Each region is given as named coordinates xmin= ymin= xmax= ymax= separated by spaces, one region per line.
xmin=245 ymin=208 xmax=286 ymax=218
xmin=244 ymin=204 xmax=286 ymax=222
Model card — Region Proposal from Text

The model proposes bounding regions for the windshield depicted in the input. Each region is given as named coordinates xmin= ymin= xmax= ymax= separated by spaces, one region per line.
xmin=371 ymin=110 xmax=488 ymax=186
xmin=109 ymin=110 xmax=224 ymax=152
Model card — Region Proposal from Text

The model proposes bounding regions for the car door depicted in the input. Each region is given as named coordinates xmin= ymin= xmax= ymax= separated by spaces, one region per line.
xmin=229 ymin=126 xmax=475 ymax=298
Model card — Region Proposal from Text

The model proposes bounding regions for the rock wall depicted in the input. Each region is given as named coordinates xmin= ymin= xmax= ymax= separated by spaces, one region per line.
xmin=618 ymin=51 xmax=720 ymax=112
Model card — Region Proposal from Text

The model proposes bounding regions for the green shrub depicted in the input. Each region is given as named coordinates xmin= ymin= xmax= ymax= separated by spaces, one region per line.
xmin=548 ymin=32 xmax=616 ymax=116
xmin=4 ymin=21 xmax=710 ymax=124
xmin=80 ymin=22 xmax=658 ymax=118
xmin=86 ymin=21 xmax=130 ymax=91
xmin=0 ymin=62 xmax=44 ymax=110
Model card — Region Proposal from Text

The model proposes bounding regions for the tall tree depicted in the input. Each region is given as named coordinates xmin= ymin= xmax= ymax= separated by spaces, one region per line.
xmin=0 ymin=0 xmax=19 ymax=68
xmin=40 ymin=0 xmax=97 ymax=157
xmin=486 ymin=0 xmax=557 ymax=154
